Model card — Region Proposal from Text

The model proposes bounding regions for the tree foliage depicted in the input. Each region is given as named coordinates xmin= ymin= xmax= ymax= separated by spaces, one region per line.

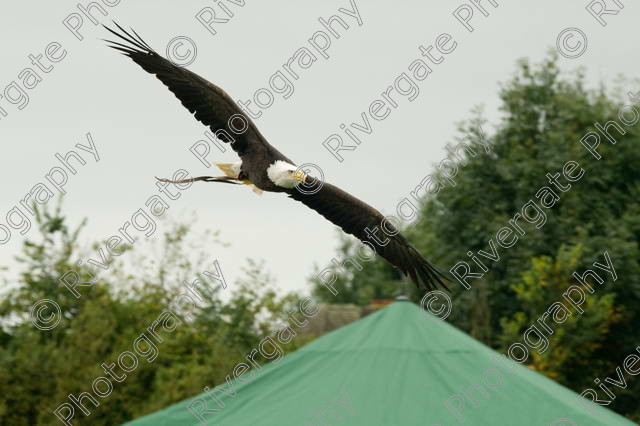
xmin=311 ymin=54 xmax=640 ymax=420
xmin=0 ymin=202 xmax=311 ymax=425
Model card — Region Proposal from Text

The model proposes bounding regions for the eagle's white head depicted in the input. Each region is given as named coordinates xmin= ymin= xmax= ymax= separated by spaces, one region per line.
xmin=267 ymin=160 xmax=306 ymax=188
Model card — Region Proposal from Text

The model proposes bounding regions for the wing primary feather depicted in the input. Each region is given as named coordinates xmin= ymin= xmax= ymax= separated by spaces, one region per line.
xmin=103 ymin=23 xmax=147 ymax=53
xmin=102 ymin=25 xmax=136 ymax=48
xmin=107 ymin=45 xmax=137 ymax=55
xmin=130 ymin=27 xmax=155 ymax=52
xmin=417 ymin=259 xmax=450 ymax=292
xmin=113 ymin=21 xmax=149 ymax=51
xmin=103 ymin=39 xmax=138 ymax=54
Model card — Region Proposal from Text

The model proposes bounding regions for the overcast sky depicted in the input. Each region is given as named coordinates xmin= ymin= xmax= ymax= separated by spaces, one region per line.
xmin=0 ymin=0 xmax=637 ymax=297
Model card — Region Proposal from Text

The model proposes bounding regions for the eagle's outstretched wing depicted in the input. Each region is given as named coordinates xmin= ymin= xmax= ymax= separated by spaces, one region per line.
xmin=287 ymin=181 xmax=449 ymax=292
xmin=103 ymin=23 xmax=265 ymax=157
xmin=104 ymin=23 xmax=448 ymax=291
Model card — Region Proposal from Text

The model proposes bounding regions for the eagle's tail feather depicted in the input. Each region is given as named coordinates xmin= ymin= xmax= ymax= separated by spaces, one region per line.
xmin=215 ymin=163 xmax=263 ymax=195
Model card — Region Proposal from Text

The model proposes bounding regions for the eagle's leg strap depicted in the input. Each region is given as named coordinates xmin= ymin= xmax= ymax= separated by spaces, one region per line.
xmin=155 ymin=176 xmax=240 ymax=185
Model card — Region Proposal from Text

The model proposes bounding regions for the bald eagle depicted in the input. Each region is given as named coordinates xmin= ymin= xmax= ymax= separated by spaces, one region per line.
xmin=104 ymin=23 xmax=448 ymax=292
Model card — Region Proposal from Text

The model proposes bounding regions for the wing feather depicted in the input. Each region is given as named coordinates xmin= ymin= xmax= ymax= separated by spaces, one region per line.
xmin=103 ymin=23 xmax=265 ymax=157
xmin=288 ymin=181 xmax=449 ymax=292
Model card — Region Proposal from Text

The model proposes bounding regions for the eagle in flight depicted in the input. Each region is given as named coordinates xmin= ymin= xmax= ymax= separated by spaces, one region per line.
xmin=104 ymin=23 xmax=448 ymax=292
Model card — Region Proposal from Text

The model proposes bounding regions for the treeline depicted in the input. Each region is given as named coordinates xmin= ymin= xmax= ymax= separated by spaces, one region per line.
xmin=310 ymin=56 xmax=640 ymax=421
xmin=0 ymin=206 xmax=311 ymax=425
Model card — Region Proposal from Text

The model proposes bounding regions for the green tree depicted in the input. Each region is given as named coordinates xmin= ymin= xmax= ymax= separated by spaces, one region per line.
xmin=310 ymin=54 xmax=640 ymax=420
xmin=0 ymin=203 xmax=312 ymax=425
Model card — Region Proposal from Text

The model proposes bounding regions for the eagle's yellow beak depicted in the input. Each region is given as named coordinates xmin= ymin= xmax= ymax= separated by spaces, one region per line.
xmin=292 ymin=170 xmax=306 ymax=182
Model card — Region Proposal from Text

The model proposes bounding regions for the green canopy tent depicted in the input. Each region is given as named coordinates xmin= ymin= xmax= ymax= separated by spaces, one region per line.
xmin=127 ymin=301 xmax=634 ymax=425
